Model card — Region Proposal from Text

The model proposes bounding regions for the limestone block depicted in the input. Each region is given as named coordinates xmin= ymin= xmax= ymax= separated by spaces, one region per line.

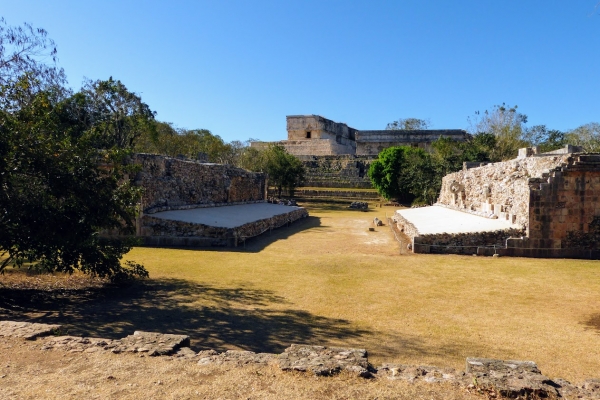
xmin=277 ymin=344 xmax=371 ymax=377
xmin=465 ymin=358 xmax=559 ymax=398
xmin=0 ymin=321 xmax=61 ymax=340
xmin=110 ymin=331 xmax=190 ymax=356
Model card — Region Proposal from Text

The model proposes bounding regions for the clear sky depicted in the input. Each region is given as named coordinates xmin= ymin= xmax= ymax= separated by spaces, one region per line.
xmin=1 ymin=1 xmax=599 ymax=142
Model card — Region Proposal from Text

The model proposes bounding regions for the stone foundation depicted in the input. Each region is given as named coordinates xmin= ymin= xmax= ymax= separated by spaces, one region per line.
xmin=3 ymin=320 xmax=599 ymax=398
xmin=422 ymin=148 xmax=600 ymax=258
xmin=140 ymin=207 xmax=309 ymax=247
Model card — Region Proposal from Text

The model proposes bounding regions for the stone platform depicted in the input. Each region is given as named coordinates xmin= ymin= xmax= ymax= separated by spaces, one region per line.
xmin=395 ymin=205 xmax=514 ymax=235
xmin=140 ymin=203 xmax=309 ymax=247
xmin=393 ymin=205 xmax=524 ymax=255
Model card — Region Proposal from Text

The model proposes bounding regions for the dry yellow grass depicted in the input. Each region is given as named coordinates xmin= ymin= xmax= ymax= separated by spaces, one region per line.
xmin=2 ymin=201 xmax=600 ymax=385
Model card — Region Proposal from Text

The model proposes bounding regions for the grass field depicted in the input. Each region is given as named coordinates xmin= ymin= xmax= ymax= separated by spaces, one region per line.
xmin=1 ymin=201 xmax=599 ymax=383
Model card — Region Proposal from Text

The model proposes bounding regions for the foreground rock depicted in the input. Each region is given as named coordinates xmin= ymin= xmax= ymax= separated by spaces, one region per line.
xmin=277 ymin=344 xmax=371 ymax=377
xmin=0 ymin=321 xmax=61 ymax=340
xmin=110 ymin=331 xmax=190 ymax=356
xmin=2 ymin=321 xmax=600 ymax=398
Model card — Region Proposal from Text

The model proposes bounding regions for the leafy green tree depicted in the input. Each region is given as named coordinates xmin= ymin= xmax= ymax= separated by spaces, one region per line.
xmin=79 ymin=77 xmax=156 ymax=149
xmin=521 ymin=125 xmax=565 ymax=153
xmin=368 ymin=146 xmax=437 ymax=204
xmin=0 ymin=21 xmax=147 ymax=281
xmin=386 ymin=118 xmax=430 ymax=130
xmin=264 ymin=145 xmax=305 ymax=197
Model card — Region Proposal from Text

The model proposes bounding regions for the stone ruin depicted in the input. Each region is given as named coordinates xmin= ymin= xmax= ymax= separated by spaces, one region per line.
xmin=120 ymin=154 xmax=308 ymax=247
xmin=252 ymin=115 xmax=469 ymax=157
xmin=1 ymin=320 xmax=599 ymax=399
xmin=250 ymin=115 xmax=469 ymax=189
xmin=394 ymin=145 xmax=600 ymax=258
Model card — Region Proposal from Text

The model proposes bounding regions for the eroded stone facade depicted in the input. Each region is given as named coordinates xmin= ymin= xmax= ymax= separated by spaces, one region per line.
xmin=403 ymin=147 xmax=600 ymax=258
xmin=130 ymin=154 xmax=266 ymax=214
xmin=251 ymin=115 xmax=469 ymax=157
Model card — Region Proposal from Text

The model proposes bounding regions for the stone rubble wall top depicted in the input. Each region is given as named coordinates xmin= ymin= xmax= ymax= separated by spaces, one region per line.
xmin=2 ymin=320 xmax=599 ymax=398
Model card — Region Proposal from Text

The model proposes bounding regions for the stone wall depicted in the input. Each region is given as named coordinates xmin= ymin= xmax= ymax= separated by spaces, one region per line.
xmin=140 ymin=207 xmax=308 ymax=247
xmin=434 ymin=151 xmax=600 ymax=257
xmin=356 ymin=130 xmax=469 ymax=156
xmin=4 ymin=320 xmax=600 ymax=398
xmin=526 ymin=154 xmax=600 ymax=249
xmin=130 ymin=154 xmax=266 ymax=214
xmin=286 ymin=115 xmax=357 ymax=142
xmin=412 ymin=229 xmax=525 ymax=255
xmin=297 ymin=155 xmax=375 ymax=188
xmin=437 ymin=154 xmax=571 ymax=229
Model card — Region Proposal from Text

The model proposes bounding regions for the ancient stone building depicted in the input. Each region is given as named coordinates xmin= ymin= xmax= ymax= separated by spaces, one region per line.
xmin=393 ymin=145 xmax=600 ymax=259
xmin=250 ymin=115 xmax=469 ymax=189
xmin=251 ymin=115 xmax=469 ymax=157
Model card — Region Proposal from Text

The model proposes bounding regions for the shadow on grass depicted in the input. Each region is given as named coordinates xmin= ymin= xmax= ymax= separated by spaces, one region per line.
xmin=583 ymin=313 xmax=600 ymax=334
xmin=0 ymin=278 xmax=367 ymax=353
xmin=299 ymin=199 xmax=379 ymax=214
xmin=0 ymin=277 xmax=512 ymax=362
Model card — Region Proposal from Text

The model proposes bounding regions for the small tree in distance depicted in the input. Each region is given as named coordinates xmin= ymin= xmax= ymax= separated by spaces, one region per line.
xmin=264 ymin=145 xmax=305 ymax=198
xmin=386 ymin=118 xmax=430 ymax=130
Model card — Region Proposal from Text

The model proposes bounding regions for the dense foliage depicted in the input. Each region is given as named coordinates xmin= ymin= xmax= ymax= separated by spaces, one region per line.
xmin=263 ymin=145 xmax=305 ymax=198
xmin=0 ymin=21 xmax=150 ymax=280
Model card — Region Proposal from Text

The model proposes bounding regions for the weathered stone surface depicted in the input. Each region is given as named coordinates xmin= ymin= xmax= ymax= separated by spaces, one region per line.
xmin=378 ymin=363 xmax=466 ymax=383
xmin=349 ymin=201 xmax=368 ymax=210
xmin=465 ymin=358 xmax=559 ymax=398
xmin=41 ymin=336 xmax=118 ymax=353
xmin=196 ymin=349 xmax=276 ymax=366
xmin=130 ymin=154 xmax=266 ymax=214
xmin=2 ymin=321 xmax=600 ymax=397
xmin=0 ymin=321 xmax=61 ymax=340
xmin=110 ymin=331 xmax=190 ymax=356
xmin=142 ymin=207 xmax=308 ymax=247
xmin=277 ymin=344 xmax=371 ymax=377
xmin=399 ymin=149 xmax=600 ymax=258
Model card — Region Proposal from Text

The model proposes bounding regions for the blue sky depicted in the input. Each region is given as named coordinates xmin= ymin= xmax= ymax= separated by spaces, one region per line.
xmin=2 ymin=1 xmax=599 ymax=142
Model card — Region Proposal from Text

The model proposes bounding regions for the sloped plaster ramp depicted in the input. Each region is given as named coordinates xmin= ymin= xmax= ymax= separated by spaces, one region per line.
xmin=396 ymin=205 xmax=513 ymax=235
xmin=150 ymin=203 xmax=303 ymax=228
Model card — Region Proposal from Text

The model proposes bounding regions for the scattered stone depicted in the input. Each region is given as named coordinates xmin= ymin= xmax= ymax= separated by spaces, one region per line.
xmin=41 ymin=336 xmax=119 ymax=352
xmin=349 ymin=201 xmax=368 ymax=210
xmin=197 ymin=349 xmax=276 ymax=366
xmin=110 ymin=331 xmax=190 ymax=356
xmin=1 ymin=321 xmax=599 ymax=397
xmin=465 ymin=358 xmax=559 ymax=399
xmin=277 ymin=344 xmax=371 ymax=377
xmin=0 ymin=321 xmax=61 ymax=340
xmin=373 ymin=217 xmax=383 ymax=226
xmin=378 ymin=364 xmax=465 ymax=383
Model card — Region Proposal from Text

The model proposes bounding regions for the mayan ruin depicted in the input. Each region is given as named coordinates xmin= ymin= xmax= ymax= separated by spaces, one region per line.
xmin=393 ymin=145 xmax=600 ymax=259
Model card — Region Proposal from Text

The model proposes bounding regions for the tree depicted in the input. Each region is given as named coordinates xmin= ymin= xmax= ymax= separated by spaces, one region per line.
xmin=468 ymin=103 xmax=528 ymax=161
xmin=0 ymin=21 xmax=147 ymax=281
xmin=565 ymin=123 xmax=600 ymax=153
xmin=264 ymin=145 xmax=305 ymax=198
xmin=386 ymin=117 xmax=430 ymax=130
xmin=0 ymin=18 xmax=66 ymax=96
xmin=522 ymin=125 xmax=565 ymax=153
xmin=368 ymin=146 xmax=437 ymax=204
xmin=78 ymin=77 xmax=156 ymax=149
